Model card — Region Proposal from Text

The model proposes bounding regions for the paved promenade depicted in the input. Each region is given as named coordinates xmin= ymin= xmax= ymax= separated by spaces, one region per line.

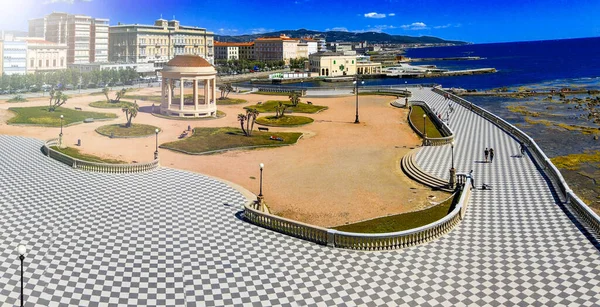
xmin=0 ymin=87 xmax=599 ymax=306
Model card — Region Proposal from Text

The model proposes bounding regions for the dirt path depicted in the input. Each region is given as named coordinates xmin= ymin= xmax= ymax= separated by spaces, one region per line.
xmin=0 ymin=88 xmax=448 ymax=227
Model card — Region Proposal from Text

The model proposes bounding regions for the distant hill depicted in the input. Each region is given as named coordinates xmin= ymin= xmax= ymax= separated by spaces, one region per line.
xmin=215 ymin=29 xmax=467 ymax=45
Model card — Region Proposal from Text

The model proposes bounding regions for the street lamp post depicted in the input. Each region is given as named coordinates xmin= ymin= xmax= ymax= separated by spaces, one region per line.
xmin=17 ymin=244 xmax=26 ymax=307
xmin=154 ymin=129 xmax=159 ymax=159
xmin=59 ymin=114 xmax=65 ymax=148
xmin=449 ymin=141 xmax=457 ymax=189
xmin=257 ymin=163 xmax=265 ymax=208
xmin=353 ymin=76 xmax=364 ymax=124
xmin=422 ymin=113 xmax=428 ymax=146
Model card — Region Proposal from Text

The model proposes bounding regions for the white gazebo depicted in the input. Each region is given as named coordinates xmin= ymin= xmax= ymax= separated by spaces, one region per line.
xmin=160 ymin=55 xmax=218 ymax=118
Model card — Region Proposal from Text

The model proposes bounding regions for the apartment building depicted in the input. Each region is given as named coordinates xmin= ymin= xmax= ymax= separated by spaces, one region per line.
xmin=28 ymin=12 xmax=110 ymax=64
xmin=214 ymin=42 xmax=239 ymax=60
xmin=1 ymin=39 xmax=27 ymax=75
xmin=109 ymin=18 xmax=214 ymax=67
xmin=21 ymin=38 xmax=68 ymax=73
xmin=254 ymin=34 xmax=299 ymax=64
xmin=301 ymin=38 xmax=319 ymax=55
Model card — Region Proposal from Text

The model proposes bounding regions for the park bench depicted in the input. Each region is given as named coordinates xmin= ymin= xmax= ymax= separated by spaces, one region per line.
xmin=283 ymin=109 xmax=293 ymax=114
xmin=74 ymin=107 xmax=82 ymax=111
xmin=257 ymin=101 xmax=263 ymax=105
xmin=258 ymin=127 xmax=269 ymax=132
xmin=307 ymin=101 xmax=313 ymax=105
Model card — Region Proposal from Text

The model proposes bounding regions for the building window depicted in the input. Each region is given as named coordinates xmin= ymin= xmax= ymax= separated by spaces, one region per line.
xmin=53 ymin=59 xmax=56 ymax=67
xmin=61 ymin=59 xmax=64 ymax=66
xmin=39 ymin=60 xmax=42 ymax=67
xmin=30 ymin=59 xmax=34 ymax=67
xmin=46 ymin=60 xmax=49 ymax=67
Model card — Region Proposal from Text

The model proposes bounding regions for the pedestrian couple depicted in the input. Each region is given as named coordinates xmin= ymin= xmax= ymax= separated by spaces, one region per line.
xmin=484 ymin=147 xmax=495 ymax=163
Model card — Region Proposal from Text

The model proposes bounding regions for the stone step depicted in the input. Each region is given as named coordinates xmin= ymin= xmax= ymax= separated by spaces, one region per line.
xmin=401 ymin=148 xmax=453 ymax=192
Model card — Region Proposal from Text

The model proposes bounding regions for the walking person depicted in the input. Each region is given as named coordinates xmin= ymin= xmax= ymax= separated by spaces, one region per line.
xmin=520 ymin=141 xmax=525 ymax=157
xmin=490 ymin=148 xmax=495 ymax=163
xmin=484 ymin=148 xmax=489 ymax=163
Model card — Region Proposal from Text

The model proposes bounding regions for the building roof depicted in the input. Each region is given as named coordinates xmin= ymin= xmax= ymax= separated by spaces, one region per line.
xmin=19 ymin=38 xmax=60 ymax=45
xmin=214 ymin=41 xmax=254 ymax=47
xmin=256 ymin=34 xmax=298 ymax=42
xmin=166 ymin=55 xmax=213 ymax=68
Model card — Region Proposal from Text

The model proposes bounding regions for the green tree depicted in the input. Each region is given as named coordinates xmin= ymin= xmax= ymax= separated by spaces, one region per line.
xmin=115 ymin=88 xmax=128 ymax=103
xmin=275 ymin=101 xmax=289 ymax=118
xmin=102 ymin=87 xmax=110 ymax=102
xmin=49 ymin=91 xmax=68 ymax=111
xmin=237 ymin=113 xmax=247 ymax=136
xmin=122 ymin=101 xmax=139 ymax=128
xmin=288 ymin=91 xmax=301 ymax=107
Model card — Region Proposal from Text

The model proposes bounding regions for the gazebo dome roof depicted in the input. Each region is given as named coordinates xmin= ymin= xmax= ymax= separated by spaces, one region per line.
xmin=166 ymin=55 xmax=213 ymax=68
xmin=162 ymin=55 xmax=216 ymax=76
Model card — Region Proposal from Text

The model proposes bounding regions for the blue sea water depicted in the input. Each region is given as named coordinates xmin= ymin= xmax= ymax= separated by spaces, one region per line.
xmin=280 ymin=37 xmax=600 ymax=90
xmin=401 ymin=36 xmax=600 ymax=90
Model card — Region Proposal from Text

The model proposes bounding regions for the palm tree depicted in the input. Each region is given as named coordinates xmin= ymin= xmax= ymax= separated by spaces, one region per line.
xmin=237 ymin=113 xmax=247 ymax=136
xmin=275 ymin=101 xmax=288 ymax=118
xmin=246 ymin=109 xmax=259 ymax=136
xmin=102 ymin=87 xmax=110 ymax=102
xmin=289 ymin=91 xmax=301 ymax=107
xmin=122 ymin=101 xmax=139 ymax=128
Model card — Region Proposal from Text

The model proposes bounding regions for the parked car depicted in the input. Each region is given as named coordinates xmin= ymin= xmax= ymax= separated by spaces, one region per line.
xmin=65 ymin=84 xmax=74 ymax=90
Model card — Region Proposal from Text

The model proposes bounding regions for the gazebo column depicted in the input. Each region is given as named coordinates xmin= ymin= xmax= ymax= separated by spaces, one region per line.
xmin=161 ymin=78 xmax=166 ymax=107
xmin=212 ymin=77 xmax=217 ymax=105
xmin=167 ymin=78 xmax=172 ymax=107
xmin=204 ymin=79 xmax=208 ymax=105
xmin=180 ymin=78 xmax=184 ymax=111
xmin=193 ymin=79 xmax=199 ymax=110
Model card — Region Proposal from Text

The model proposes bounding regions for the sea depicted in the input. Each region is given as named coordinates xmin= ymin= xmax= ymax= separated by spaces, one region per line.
xmin=280 ymin=36 xmax=600 ymax=90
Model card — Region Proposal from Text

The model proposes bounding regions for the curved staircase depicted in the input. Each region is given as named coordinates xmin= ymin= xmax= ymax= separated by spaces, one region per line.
xmin=401 ymin=148 xmax=454 ymax=192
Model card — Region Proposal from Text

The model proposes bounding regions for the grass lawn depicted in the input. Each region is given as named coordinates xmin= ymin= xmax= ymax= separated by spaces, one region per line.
xmin=161 ymin=127 xmax=302 ymax=154
xmin=216 ymin=97 xmax=247 ymax=105
xmin=7 ymin=96 xmax=28 ymax=102
xmin=96 ymin=123 xmax=161 ymax=138
xmin=89 ymin=100 xmax=134 ymax=108
xmin=51 ymin=146 xmax=125 ymax=164
xmin=152 ymin=110 xmax=226 ymax=120
xmin=253 ymin=91 xmax=290 ymax=96
xmin=246 ymin=100 xmax=327 ymax=114
xmin=7 ymin=106 xmax=117 ymax=127
xmin=256 ymin=115 xmax=314 ymax=127
xmin=333 ymin=196 xmax=456 ymax=233
xmin=123 ymin=94 xmax=163 ymax=102
xmin=409 ymin=105 xmax=443 ymax=138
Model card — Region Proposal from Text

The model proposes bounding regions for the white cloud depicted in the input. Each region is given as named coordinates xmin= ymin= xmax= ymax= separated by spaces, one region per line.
xmin=388 ymin=13 xmax=396 ymax=17
xmin=433 ymin=24 xmax=451 ymax=29
xmin=249 ymin=28 xmax=275 ymax=34
xmin=401 ymin=22 xmax=428 ymax=30
xmin=218 ymin=28 xmax=239 ymax=35
xmin=364 ymin=12 xmax=386 ymax=19
xmin=44 ymin=0 xmax=91 ymax=3
xmin=325 ymin=27 xmax=349 ymax=32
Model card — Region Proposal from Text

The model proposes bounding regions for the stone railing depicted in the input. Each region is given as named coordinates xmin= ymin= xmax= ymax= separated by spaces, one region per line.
xmin=43 ymin=139 xmax=160 ymax=173
xmin=359 ymin=88 xmax=412 ymax=97
xmin=244 ymin=177 xmax=473 ymax=250
xmin=433 ymin=87 xmax=600 ymax=236
xmin=407 ymin=100 xmax=454 ymax=146
xmin=243 ymin=205 xmax=329 ymax=245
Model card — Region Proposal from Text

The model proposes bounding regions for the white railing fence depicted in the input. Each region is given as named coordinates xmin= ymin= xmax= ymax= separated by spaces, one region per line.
xmin=43 ymin=139 xmax=160 ymax=173
xmin=244 ymin=177 xmax=473 ymax=250
xmin=432 ymin=87 xmax=600 ymax=236
xmin=407 ymin=100 xmax=455 ymax=146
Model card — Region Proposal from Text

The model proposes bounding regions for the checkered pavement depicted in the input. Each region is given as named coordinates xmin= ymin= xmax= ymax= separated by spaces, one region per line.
xmin=0 ymin=87 xmax=599 ymax=306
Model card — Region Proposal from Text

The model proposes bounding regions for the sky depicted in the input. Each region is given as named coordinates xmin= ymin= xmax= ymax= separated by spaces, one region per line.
xmin=0 ymin=0 xmax=599 ymax=43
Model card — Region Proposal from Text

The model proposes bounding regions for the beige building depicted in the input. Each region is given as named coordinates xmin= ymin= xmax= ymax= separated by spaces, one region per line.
xmin=20 ymin=38 xmax=67 ymax=73
xmin=297 ymin=42 xmax=308 ymax=59
xmin=29 ymin=12 xmax=109 ymax=64
xmin=254 ymin=34 xmax=299 ymax=64
xmin=357 ymin=61 xmax=382 ymax=75
xmin=109 ymin=18 xmax=214 ymax=68
xmin=214 ymin=42 xmax=239 ymax=61
xmin=237 ymin=42 xmax=255 ymax=60
xmin=309 ymin=52 xmax=357 ymax=77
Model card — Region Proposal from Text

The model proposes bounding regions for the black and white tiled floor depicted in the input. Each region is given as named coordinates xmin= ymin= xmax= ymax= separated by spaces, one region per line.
xmin=0 ymin=88 xmax=599 ymax=306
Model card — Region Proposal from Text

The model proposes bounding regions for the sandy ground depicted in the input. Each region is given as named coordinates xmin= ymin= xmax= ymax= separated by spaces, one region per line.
xmin=0 ymin=87 xmax=448 ymax=227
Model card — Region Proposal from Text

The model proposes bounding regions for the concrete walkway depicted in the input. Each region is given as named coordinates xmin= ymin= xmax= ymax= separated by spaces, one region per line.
xmin=0 ymin=87 xmax=598 ymax=306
